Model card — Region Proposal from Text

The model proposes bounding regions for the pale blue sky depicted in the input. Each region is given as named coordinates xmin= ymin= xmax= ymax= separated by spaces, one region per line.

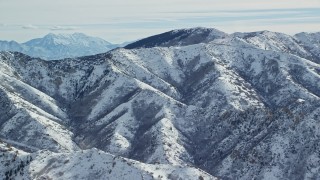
xmin=0 ymin=0 xmax=320 ymax=43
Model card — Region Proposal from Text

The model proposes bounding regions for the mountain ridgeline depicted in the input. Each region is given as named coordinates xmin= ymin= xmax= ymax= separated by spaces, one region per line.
xmin=0 ymin=27 xmax=320 ymax=179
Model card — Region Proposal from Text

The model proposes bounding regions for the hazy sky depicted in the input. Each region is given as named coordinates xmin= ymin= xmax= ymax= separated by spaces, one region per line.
xmin=1 ymin=0 xmax=320 ymax=43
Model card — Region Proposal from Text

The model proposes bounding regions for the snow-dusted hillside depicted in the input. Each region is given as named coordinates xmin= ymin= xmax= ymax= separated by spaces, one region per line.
xmin=0 ymin=27 xmax=320 ymax=179
xmin=0 ymin=33 xmax=120 ymax=60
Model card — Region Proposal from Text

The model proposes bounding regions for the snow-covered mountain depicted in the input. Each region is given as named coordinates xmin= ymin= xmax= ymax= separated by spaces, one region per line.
xmin=0 ymin=27 xmax=320 ymax=179
xmin=0 ymin=33 xmax=120 ymax=60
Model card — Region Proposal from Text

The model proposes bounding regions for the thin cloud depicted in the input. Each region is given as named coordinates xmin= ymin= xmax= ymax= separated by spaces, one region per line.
xmin=50 ymin=26 xmax=78 ymax=31
xmin=0 ymin=0 xmax=319 ymax=43
xmin=22 ymin=24 xmax=38 ymax=29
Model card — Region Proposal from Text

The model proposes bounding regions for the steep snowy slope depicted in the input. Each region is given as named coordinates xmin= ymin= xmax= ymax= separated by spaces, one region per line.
xmin=0 ymin=140 xmax=33 ymax=180
xmin=0 ymin=28 xmax=320 ymax=179
xmin=0 ymin=141 xmax=214 ymax=180
xmin=29 ymin=149 xmax=214 ymax=180
xmin=294 ymin=32 xmax=320 ymax=63
xmin=0 ymin=141 xmax=216 ymax=180
xmin=0 ymin=54 xmax=79 ymax=153
xmin=0 ymin=33 xmax=119 ymax=60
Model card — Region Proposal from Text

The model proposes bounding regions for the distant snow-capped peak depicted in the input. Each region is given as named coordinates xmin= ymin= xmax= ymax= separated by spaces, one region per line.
xmin=25 ymin=32 xmax=113 ymax=47
xmin=0 ymin=33 xmax=122 ymax=60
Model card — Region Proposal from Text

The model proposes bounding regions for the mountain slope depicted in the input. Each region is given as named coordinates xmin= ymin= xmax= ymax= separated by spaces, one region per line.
xmin=294 ymin=32 xmax=320 ymax=63
xmin=0 ymin=28 xmax=320 ymax=179
xmin=0 ymin=142 xmax=214 ymax=180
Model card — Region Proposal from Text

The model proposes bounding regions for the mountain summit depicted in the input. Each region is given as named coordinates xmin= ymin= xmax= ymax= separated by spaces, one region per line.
xmin=125 ymin=27 xmax=227 ymax=49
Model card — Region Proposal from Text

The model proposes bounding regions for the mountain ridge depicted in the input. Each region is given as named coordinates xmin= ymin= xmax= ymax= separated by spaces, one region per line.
xmin=124 ymin=27 xmax=228 ymax=49
xmin=0 ymin=27 xmax=320 ymax=179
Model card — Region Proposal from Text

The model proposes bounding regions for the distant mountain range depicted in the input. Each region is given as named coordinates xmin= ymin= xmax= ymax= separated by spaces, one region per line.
xmin=0 ymin=27 xmax=320 ymax=179
xmin=0 ymin=33 xmax=129 ymax=60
